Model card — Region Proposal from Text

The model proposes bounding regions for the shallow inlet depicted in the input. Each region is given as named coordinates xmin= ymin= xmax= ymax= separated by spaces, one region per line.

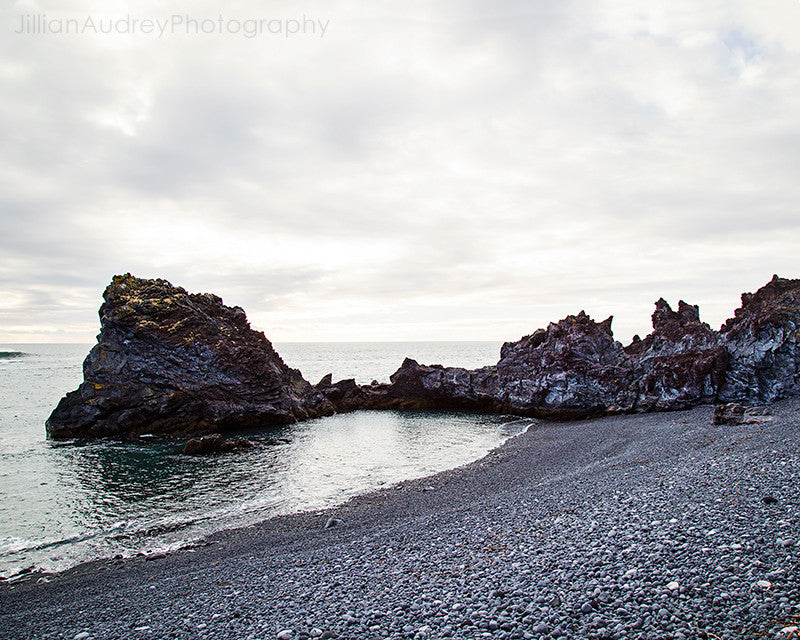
xmin=0 ymin=343 xmax=525 ymax=577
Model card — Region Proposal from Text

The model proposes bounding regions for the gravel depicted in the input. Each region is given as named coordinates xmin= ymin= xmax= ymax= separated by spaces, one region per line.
xmin=2 ymin=398 xmax=800 ymax=639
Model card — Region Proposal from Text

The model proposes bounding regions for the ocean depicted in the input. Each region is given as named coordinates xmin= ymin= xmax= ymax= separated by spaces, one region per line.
xmin=0 ymin=342 xmax=530 ymax=579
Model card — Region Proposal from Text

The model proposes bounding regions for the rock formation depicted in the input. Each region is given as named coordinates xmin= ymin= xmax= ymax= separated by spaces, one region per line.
xmin=718 ymin=275 xmax=800 ymax=402
xmin=318 ymin=276 xmax=800 ymax=420
xmin=495 ymin=312 xmax=636 ymax=418
xmin=46 ymin=274 xmax=333 ymax=439
xmin=625 ymin=299 xmax=727 ymax=411
xmin=48 ymin=274 xmax=800 ymax=438
xmin=181 ymin=433 xmax=254 ymax=455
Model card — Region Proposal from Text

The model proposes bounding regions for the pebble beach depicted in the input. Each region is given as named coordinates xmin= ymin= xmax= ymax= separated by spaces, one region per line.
xmin=2 ymin=399 xmax=799 ymax=640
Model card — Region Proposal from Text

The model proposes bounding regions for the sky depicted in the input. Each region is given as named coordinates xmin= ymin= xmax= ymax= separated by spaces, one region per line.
xmin=2 ymin=0 xmax=799 ymax=344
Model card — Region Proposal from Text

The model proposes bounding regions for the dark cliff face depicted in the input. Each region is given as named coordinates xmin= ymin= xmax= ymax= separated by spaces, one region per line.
xmin=46 ymin=274 xmax=333 ymax=439
xmin=49 ymin=274 xmax=800 ymax=437
xmin=626 ymin=298 xmax=727 ymax=411
xmin=719 ymin=275 xmax=800 ymax=402
xmin=318 ymin=276 xmax=800 ymax=420
xmin=495 ymin=312 xmax=636 ymax=418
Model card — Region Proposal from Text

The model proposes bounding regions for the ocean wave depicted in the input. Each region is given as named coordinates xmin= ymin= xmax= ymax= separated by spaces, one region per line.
xmin=0 ymin=351 xmax=26 ymax=359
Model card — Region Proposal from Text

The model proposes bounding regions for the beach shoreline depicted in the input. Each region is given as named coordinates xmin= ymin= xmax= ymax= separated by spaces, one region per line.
xmin=2 ymin=400 xmax=799 ymax=639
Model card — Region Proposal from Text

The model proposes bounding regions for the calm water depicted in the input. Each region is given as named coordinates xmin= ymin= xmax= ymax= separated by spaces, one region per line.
xmin=0 ymin=342 xmax=528 ymax=578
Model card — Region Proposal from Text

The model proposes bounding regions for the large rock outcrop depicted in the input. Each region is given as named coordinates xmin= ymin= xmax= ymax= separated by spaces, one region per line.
xmin=49 ymin=274 xmax=800 ymax=436
xmin=719 ymin=275 xmax=800 ymax=402
xmin=494 ymin=312 xmax=636 ymax=418
xmin=626 ymin=299 xmax=727 ymax=411
xmin=318 ymin=276 xmax=800 ymax=419
xmin=46 ymin=274 xmax=333 ymax=439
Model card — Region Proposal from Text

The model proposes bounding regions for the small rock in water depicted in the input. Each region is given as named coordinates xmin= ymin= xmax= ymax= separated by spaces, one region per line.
xmin=324 ymin=518 xmax=342 ymax=530
xmin=581 ymin=602 xmax=594 ymax=614
xmin=309 ymin=629 xmax=323 ymax=638
xmin=74 ymin=634 xmax=91 ymax=640
xmin=667 ymin=581 xmax=680 ymax=591
xmin=756 ymin=580 xmax=772 ymax=589
xmin=277 ymin=630 xmax=294 ymax=640
xmin=763 ymin=495 xmax=779 ymax=504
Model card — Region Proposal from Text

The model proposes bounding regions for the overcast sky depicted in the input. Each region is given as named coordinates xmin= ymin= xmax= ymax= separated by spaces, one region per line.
xmin=2 ymin=0 xmax=799 ymax=345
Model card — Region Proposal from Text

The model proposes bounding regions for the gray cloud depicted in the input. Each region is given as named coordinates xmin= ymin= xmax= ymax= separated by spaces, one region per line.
xmin=1 ymin=0 xmax=799 ymax=343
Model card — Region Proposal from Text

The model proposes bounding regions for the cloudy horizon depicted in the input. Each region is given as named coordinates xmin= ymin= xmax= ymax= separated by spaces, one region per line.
xmin=2 ymin=1 xmax=799 ymax=345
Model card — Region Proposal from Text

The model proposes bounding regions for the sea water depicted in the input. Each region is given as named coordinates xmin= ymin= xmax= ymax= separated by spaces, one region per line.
xmin=0 ymin=342 xmax=528 ymax=578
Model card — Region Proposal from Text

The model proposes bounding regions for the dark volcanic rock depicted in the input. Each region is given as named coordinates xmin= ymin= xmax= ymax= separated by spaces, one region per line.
xmin=382 ymin=358 xmax=498 ymax=412
xmin=46 ymin=274 xmax=333 ymax=439
xmin=47 ymin=274 xmax=800 ymax=437
xmin=316 ymin=375 xmax=370 ymax=413
xmin=626 ymin=298 xmax=727 ymax=411
xmin=319 ymin=360 xmax=500 ymax=413
xmin=181 ymin=433 xmax=254 ymax=455
xmin=494 ymin=312 xmax=636 ymax=418
xmin=325 ymin=276 xmax=800 ymax=419
xmin=713 ymin=402 xmax=772 ymax=426
xmin=713 ymin=402 xmax=747 ymax=425
xmin=719 ymin=275 xmax=800 ymax=402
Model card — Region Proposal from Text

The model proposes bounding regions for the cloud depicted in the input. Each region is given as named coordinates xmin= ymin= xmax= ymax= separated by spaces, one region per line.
xmin=1 ymin=0 xmax=799 ymax=344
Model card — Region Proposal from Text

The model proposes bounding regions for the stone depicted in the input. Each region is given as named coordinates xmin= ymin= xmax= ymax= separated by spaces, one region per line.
xmin=495 ymin=312 xmax=636 ymax=418
xmin=316 ymin=376 xmax=369 ymax=413
xmin=714 ymin=402 xmax=772 ymax=426
xmin=46 ymin=274 xmax=333 ymax=439
xmin=181 ymin=434 xmax=253 ymax=455
xmin=713 ymin=403 xmax=746 ymax=425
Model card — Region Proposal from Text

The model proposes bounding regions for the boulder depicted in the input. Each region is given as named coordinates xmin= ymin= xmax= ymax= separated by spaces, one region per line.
xmin=318 ymin=359 xmax=499 ymax=413
xmin=381 ymin=358 xmax=498 ymax=412
xmin=316 ymin=375 xmax=370 ymax=413
xmin=713 ymin=402 xmax=772 ymax=426
xmin=46 ymin=274 xmax=333 ymax=439
xmin=181 ymin=433 xmax=254 ymax=455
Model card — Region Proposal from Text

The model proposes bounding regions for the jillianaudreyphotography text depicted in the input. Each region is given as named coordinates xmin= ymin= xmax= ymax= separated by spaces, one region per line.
xmin=12 ymin=13 xmax=331 ymax=38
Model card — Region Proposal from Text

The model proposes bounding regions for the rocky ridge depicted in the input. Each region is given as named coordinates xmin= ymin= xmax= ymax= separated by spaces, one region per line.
xmin=319 ymin=275 xmax=800 ymax=419
xmin=48 ymin=275 xmax=800 ymax=439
